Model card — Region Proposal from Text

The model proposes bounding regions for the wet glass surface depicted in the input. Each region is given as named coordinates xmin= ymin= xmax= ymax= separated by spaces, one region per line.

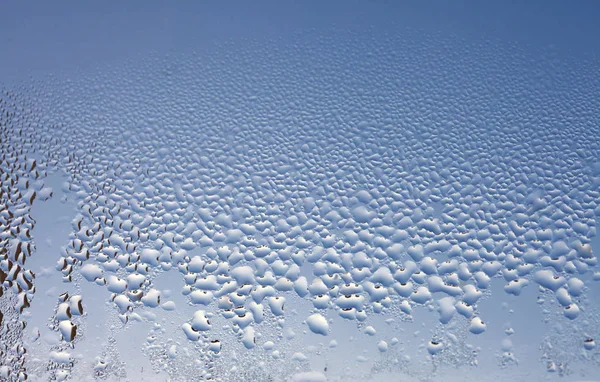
xmin=1 ymin=2 xmax=599 ymax=381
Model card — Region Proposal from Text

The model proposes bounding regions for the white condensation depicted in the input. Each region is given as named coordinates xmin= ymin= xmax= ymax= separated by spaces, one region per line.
xmin=0 ymin=2 xmax=599 ymax=381
xmin=306 ymin=314 xmax=329 ymax=336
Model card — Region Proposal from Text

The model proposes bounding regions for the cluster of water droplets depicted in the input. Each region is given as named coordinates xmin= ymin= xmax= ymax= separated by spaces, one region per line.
xmin=0 ymin=27 xmax=599 ymax=381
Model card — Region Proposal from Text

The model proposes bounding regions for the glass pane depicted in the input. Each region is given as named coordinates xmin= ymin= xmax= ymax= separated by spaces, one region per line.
xmin=1 ymin=1 xmax=599 ymax=381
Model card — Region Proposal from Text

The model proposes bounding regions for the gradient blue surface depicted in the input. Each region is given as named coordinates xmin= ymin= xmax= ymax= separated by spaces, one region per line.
xmin=1 ymin=1 xmax=599 ymax=381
